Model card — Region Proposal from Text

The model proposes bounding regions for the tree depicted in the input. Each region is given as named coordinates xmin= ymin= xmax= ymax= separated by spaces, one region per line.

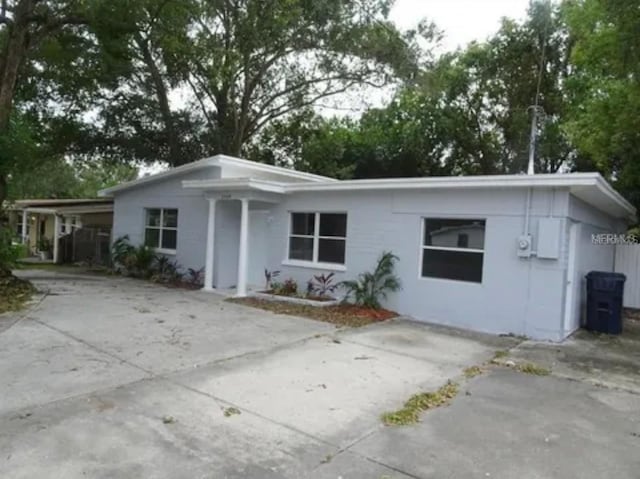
xmin=177 ymin=0 xmax=422 ymax=156
xmin=563 ymin=0 xmax=640 ymax=208
xmin=0 ymin=0 xmax=98 ymax=205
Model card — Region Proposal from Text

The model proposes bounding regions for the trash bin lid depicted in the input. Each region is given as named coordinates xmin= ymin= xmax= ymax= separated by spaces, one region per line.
xmin=585 ymin=271 xmax=626 ymax=281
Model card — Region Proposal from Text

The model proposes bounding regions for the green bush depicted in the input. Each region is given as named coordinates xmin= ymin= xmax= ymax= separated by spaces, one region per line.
xmin=111 ymin=235 xmax=135 ymax=271
xmin=0 ymin=228 xmax=22 ymax=273
xmin=341 ymin=251 xmax=401 ymax=309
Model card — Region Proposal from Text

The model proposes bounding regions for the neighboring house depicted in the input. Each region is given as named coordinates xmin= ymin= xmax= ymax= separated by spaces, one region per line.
xmin=8 ymin=199 xmax=113 ymax=263
xmin=99 ymin=154 xmax=636 ymax=341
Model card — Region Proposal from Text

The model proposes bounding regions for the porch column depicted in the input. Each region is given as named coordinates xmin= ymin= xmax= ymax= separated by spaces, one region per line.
xmin=203 ymin=198 xmax=217 ymax=291
xmin=236 ymin=198 xmax=249 ymax=297
xmin=53 ymin=215 xmax=61 ymax=263
xmin=64 ymin=216 xmax=72 ymax=234
xmin=21 ymin=210 xmax=28 ymax=244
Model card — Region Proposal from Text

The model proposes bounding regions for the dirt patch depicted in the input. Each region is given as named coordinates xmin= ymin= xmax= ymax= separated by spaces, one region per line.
xmin=228 ymin=297 xmax=398 ymax=327
xmin=0 ymin=273 xmax=35 ymax=315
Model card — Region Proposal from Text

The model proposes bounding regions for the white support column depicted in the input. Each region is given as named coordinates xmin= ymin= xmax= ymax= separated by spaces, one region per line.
xmin=64 ymin=216 xmax=72 ymax=235
xmin=53 ymin=215 xmax=60 ymax=263
xmin=21 ymin=210 xmax=28 ymax=244
xmin=203 ymin=198 xmax=217 ymax=291
xmin=236 ymin=198 xmax=250 ymax=297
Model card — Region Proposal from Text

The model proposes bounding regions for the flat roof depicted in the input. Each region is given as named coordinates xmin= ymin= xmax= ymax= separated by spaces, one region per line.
xmin=12 ymin=198 xmax=112 ymax=208
xmin=184 ymin=172 xmax=636 ymax=221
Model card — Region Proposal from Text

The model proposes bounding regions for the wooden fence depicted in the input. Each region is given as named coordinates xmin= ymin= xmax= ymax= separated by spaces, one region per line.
xmin=59 ymin=226 xmax=111 ymax=266
xmin=615 ymin=245 xmax=640 ymax=309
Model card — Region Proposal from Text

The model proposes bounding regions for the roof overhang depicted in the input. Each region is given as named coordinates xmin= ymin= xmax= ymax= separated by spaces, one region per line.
xmin=282 ymin=172 xmax=636 ymax=222
xmin=100 ymin=154 xmax=335 ymax=197
xmin=183 ymin=177 xmax=287 ymax=195
xmin=184 ymin=173 xmax=635 ymax=222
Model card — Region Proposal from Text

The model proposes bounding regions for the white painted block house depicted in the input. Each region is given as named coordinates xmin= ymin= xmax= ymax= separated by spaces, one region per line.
xmin=99 ymin=155 xmax=636 ymax=341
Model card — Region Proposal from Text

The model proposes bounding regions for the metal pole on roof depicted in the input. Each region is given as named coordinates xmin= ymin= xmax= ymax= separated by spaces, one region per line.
xmin=527 ymin=109 xmax=538 ymax=176
xmin=527 ymin=0 xmax=551 ymax=176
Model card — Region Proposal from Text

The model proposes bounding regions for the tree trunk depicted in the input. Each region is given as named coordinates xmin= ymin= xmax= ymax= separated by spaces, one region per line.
xmin=135 ymin=33 xmax=181 ymax=166
xmin=0 ymin=0 xmax=33 ymax=133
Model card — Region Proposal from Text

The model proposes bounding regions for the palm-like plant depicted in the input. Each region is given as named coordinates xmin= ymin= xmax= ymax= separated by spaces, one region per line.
xmin=341 ymin=251 xmax=401 ymax=309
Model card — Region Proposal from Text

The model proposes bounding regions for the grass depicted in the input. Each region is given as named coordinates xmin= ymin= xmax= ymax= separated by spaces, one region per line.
xmin=223 ymin=407 xmax=241 ymax=417
xmin=228 ymin=297 xmax=397 ymax=328
xmin=463 ymin=365 xmax=484 ymax=378
xmin=381 ymin=381 xmax=459 ymax=426
xmin=514 ymin=362 xmax=551 ymax=376
xmin=0 ymin=272 xmax=36 ymax=314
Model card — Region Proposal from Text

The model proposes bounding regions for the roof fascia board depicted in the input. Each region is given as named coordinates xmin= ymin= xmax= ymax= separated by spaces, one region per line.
xmin=214 ymin=154 xmax=337 ymax=182
xmin=99 ymin=157 xmax=218 ymax=197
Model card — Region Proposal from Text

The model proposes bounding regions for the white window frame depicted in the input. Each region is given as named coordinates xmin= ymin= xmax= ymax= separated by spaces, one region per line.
xmin=419 ymin=217 xmax=486 ymax=284
xmin=15 ymin=214 xmax=29 ymax=239
xmin=283 ymin=211 xmax=347 ymax=271
xmin=144 ymin=208 xmax=178 ymax=255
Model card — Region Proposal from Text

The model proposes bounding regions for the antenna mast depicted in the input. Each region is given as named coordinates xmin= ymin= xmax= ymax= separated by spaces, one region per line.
xmin=527 ymin=1 xmax=551 ymax=175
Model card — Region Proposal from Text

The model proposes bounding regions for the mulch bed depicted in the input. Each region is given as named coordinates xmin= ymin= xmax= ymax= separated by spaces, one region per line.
xmin=228 ymin=297 xmax=398 ymax=327
xmin=0 ymin=272 xmax=36 ymax=315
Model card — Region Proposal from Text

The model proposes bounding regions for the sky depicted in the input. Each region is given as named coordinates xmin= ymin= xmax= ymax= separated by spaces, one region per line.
xmin=390 ymin=0 xmax=531 ymax=52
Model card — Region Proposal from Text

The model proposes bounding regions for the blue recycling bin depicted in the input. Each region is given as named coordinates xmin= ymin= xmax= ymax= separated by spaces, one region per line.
xmin=585 ymin=271 xmax=626 ymax=335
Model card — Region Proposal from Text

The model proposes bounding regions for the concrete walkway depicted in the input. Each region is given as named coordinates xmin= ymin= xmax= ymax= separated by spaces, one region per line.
xmin=1 ymin=270 xmax=639 ymax=478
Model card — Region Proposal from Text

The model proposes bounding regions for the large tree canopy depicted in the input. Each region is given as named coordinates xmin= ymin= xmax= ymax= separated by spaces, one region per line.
xmin=564 ymin=0 xmax=640 ymax=207
xmin=2 ymin=0 xmax=640 ymax=215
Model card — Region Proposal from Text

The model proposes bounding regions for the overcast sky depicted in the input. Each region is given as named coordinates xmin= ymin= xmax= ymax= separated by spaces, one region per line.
xmin=391 ymin=0 xmax=531 ymax=52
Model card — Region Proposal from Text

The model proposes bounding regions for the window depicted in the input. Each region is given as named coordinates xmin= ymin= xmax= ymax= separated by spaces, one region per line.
xmin=145 ymin=208 xmax=178 ymax=252
xmin=421 ymin=218 xmax=485 ymax=283
xmin=288 ymin=212 xmax=347 ymax=265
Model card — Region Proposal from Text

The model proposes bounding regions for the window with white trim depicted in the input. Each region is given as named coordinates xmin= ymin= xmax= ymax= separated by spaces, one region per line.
xmin=145 ymin=208 xmax=178 ymax=252
xmin=421 ymin=218 xmax=485 ymax=283
xmin=288 ymin=212 xmax=347 ymax=265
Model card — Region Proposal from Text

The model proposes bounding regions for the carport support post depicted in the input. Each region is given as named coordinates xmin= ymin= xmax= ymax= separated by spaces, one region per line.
xmin=21 ymin=210 xmax=28 ymax=244
xmin=53 ymin=214 xmax=60 ymax=263
xmin=236 ymin=198 xmax=249 ymax=297
xmin=204 ymin=198 xmax=217 ymax=291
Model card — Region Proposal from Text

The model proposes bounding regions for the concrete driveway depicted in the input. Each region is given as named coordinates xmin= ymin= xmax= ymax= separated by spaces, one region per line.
xmin=1 ymin=270 xmax=639 ymax=478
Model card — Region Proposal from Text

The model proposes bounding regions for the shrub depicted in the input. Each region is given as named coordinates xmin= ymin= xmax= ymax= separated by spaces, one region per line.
xmin=271 ymin=278 xmax=297 ymax=296
xmin=281 ymin=278 xmax=298 ymax=295
xmin=264 ymin=268 xmax=281 ymax=289
xmin=341 ymin=251 xmax=401 ymax=309
xmin=187 ymin=267 xmax=205 ymax=286
xmin=111 ymin=235 xmax=135 ymax=272
xmin=0 ymin=228 xmax=21 ymax=274
xmin=151 ymin=257 xmax=183 ymax=283
xmin=131 ymin=245 xmax=157 ymax=278
xmin=309 ymin=272 xmax=338 ymax=298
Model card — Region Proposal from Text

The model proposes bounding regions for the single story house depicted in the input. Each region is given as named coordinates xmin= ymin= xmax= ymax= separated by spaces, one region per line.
xmin=8 ymin=198 xmax=113 ymax=263
xmin=99 ymin=155 xmax=636 ymax=341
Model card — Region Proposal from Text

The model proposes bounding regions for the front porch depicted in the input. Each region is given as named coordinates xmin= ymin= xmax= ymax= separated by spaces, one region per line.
xmin=9 ymin=199 xmax=113 ymax=264
xmin=183 ymin=178 xmax=285 ymax=297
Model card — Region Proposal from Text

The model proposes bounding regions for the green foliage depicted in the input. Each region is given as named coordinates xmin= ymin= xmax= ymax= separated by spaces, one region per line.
xmin=130 ymin=245 xmax=157 ymax=279
xmin=37 ymin=237 xmax=52 ymax=254
xmin=0 ymin=229 xmax=22 ymax=272
xmin=341 ymin=251 xmax=401 ymax=309
xmin=273 ymin=278 xmax=298 ymax=296
xmin=563 ymin=0 xmax=640 ymax=210
xmin=111 ymin=235 xmax=135 ymax=272
xmin=381 ymin=381 xmax=459 ymax=426
xmin=110 ymin=235 xmax=188 ymax=282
